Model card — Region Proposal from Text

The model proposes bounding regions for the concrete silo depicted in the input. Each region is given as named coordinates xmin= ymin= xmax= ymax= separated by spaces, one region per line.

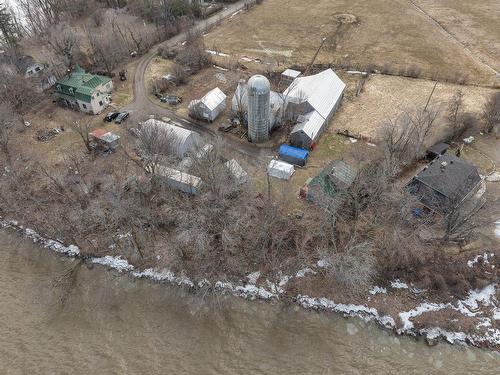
xmin=247 ymin=75 xmax=270 ymax=143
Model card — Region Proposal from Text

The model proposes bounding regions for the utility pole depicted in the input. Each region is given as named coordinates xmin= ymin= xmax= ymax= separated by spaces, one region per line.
xmin=304 ymin=37 xmax=327 ymax=76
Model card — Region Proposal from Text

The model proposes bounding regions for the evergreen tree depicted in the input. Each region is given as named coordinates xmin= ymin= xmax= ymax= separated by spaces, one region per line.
xmin=0 ymin=4 xmax=17 ymax=47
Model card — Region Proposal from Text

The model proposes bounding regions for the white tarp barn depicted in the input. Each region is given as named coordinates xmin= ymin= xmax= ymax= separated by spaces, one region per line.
xmin=155 ymin=164 xmax=203 ymax=195
xmin=188 ymin=87 xmax=227 ymax=122
xmin=225 ymin=159 xmax=248 ymax=185
xmin=142 ymin=119 xmax=201 ymax=158
xmin=283 ymin=68 xmax=346 ymax=149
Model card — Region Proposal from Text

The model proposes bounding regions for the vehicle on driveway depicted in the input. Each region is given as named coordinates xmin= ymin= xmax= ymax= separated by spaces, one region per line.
xmin=104 ymin=112 xmax=120 ymax=122
xmin=114 ymin=111 xmax=129 ymax=124
xmin=160 ymin=95 xmax=182 ymax=105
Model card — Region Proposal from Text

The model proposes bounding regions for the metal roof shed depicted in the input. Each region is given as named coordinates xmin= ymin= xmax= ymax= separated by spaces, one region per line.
xmin=268 ymin=160 xmax=295 ymax=180
xmin=279 ymin=144 xmax=309 ymax=166
xmin=188 ymin=87 xmax=227 ymax=122
xmin=143 ymin=119 xmax=201 ymax=158
xmin=155 ymin=164 xmax=203 ymax=195
xmin=225 ymin=159 xmax=248 ymax=185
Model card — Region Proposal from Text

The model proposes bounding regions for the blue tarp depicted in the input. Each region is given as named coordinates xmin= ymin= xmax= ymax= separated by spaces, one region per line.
xmin=279 ymin=144 xmax=309 ymax=166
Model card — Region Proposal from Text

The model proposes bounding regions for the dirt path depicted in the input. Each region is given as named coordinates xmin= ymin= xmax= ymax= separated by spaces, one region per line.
xmin=408 ymin=0 xmax=500 ymax=79
xmin=123 ymin=1 xmax=274 ymax=163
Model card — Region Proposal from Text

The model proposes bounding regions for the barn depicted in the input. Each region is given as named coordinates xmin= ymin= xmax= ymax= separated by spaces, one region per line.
xmin=283 ymin=69 xmax=346 ymax=149
xmin=142 ymin=119 xmax=201 ymax=158
xmin=188 ymin=87 xmax=227 ymax=122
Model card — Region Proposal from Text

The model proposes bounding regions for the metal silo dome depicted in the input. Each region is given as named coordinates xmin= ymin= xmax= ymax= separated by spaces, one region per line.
xmin=247 ymin=75 xmax=270 ymax=143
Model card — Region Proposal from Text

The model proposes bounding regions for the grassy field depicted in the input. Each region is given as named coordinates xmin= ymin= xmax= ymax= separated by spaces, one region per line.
xmin=329 ymin=74 xmax=497 ymax=144
xmin=204 ymin=0 xmax=498 ymax=85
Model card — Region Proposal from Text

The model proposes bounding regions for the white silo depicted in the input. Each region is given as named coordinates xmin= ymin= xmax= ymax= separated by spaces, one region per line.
xmin=247 ymin=75 xmax=270 ymax=143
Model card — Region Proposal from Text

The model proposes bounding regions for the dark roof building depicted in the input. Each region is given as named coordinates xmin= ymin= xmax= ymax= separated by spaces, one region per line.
xmin=426 ymin=142 xmax=449 ymax=159
xmin=407 ymin=154 xmax=481 ymax=214
xmin=304 ymin=160 xmax=357 ymax=214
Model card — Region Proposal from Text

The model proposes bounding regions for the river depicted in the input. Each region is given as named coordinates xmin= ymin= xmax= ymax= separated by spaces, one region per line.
xmin=0 ymin=230 xmax=498 ymax=374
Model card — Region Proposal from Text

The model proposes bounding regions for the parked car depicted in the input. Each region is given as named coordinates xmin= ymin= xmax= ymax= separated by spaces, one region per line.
xmin=114 ymin=111 xmax=129 ymax=124
xmin=160 ymin=95 xmax=182 ymax=105
xmin=104 ymin=112 xmax=120 ymax=122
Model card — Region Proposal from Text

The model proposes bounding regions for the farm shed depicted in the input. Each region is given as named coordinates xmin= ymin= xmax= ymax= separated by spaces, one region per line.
xmin=225 ymin=159 xmax=248 ymax=185
xmin=278 ymin=144 xmax=309 ymax=167
xmin=281 ymin=68 xmax=301 ymax=85
xmin=267 ymin=160 xmax=295 ymax=180
xmin=407 ymin=154 xmax=482 ymax=214
xmin=284 ymin=69 xmax=346 ymax=149
xmin=142 ymin=119 xmax=201 ymax=158
xmin=155 ymin=164 xmax=203 ymax=195
xmin=426 ymin=142 xmax=449 ymax=160
xmin=188 ymin=87 xmax=227 ymax=122
xmin=89 ymin=128 xmax=120 ymax=151
xmin=304 ymin=160 xmax=357 ymax=213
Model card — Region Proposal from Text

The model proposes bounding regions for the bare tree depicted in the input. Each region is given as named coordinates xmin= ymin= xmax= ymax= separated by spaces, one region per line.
xmin=46 ymin=23 xmax=79 ymax=71
xmin=136 ymin=121 xmax=178 ymax=174
xmin=447 ymin=90 xmax=465 ymax=139
xmin=70 ymin=119 xmax=93 ymax=153
xmin=0 ymin=103 xmax=19 ymax=163
xmin=482 ymin=92 xmax=500 ymax=133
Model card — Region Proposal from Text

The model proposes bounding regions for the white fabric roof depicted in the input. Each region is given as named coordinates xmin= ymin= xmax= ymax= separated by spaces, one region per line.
xmin=268 ymin=159 xmax=295 ymax=180
xmin=283 ymin=68 xmax=345 ymax=119
xmin=201 ymin=87 xmax=226 ymax=111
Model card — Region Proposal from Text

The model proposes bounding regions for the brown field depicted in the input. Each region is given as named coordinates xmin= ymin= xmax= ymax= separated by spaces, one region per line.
xmin=204 ymin=0 xmax=499 ymax=85
xmin=329 ymin=74 xmax=497 ymax=143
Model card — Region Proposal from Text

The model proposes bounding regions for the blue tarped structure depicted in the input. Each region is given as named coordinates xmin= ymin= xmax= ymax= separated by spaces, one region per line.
xmin=279 ymin=144 xmax=309 ymax=166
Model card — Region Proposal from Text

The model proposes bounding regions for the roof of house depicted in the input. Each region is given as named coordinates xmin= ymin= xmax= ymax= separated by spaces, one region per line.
xmin=410 ymin=154 xmax=481 ymax=202
xmin=56 ymin=66 xmax=111 ymax=102
xmin=290 ymin=110 xmax=325 ymax=142
xmin=200 ymin=87 xmax=227 ymax=111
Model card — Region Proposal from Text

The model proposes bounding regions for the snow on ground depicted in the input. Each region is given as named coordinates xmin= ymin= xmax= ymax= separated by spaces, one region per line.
xmin=467 ymin=252 xmax=494 ymax=267
xmin=92 ymin=256 xmax=134 ymax=272
xmin=296 ymin=267 xmax=316 ymax=278
xmin=206 ymin=50 xmax=230 ymax=57
xmin=390 ymin=280 xmax=409 ymax=289
xmin=369 ymin=286 xmax=387 ymax=295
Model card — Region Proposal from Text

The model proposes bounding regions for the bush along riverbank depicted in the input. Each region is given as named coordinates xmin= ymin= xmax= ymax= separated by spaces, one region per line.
xmin=2 ymin=217 xmax=499 ymax=351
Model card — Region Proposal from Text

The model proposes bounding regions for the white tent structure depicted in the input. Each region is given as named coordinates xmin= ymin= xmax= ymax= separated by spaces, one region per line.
xmin=283 ymin=69 xmax=346 ymax=149
xmin=188 ymin=87 xmax=227 ymax=122
xmin=142 ymin=119 xmax=201 ymax=158
xmin=268 ymin=159 xmax=295 ymax=180
xmin=225 ymin=159 xmax=248 ymax=185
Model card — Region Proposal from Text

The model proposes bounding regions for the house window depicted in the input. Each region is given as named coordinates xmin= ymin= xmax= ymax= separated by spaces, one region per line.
xmin=82 ymin=104 xmax=87 ymax=109
xmin=35 ymin=66 xmax=41 ymax=72
xmin=97 ymin=92 xmax=100 ymax=97
xmin=69 ymin=88 xmax=74 ymax=94
xmin=99 ymin=100 xmax=103 ymax=106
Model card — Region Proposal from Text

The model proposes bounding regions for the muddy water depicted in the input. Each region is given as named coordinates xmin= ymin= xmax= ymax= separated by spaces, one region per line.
xmin=0 ymin=231 xmax=498 ymax=375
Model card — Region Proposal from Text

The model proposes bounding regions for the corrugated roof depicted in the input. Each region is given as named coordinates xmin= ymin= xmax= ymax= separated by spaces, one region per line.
xmin=143 ymin=119 xmax=201 ymax=157
xmin=56 ymin=66 xmax=111 ymax=99
xmin=290 ymin=110 xmax=325 ymax=140
xmin=283 ymin=68 xmax=345 ymax=119
xmin=201 ymin=87 xmax=226 ymax=111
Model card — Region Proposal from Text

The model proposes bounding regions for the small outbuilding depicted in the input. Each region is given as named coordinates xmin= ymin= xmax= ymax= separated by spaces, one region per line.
xmin=407 ymin=154 xmax=482 ymax=214
xmin=303 ymin=160 xmax=357 ymax=213
xmin=142 ymin=119 xmax=201 ymax=158
xmin=89 ymin=128 xmax=120 ymax=151
xmin=155 ymin=164 xmax=203 ymax=195
xmin=225 ymin=159 xmax=248 ymax=185
xmin=267 ymin=159 xmax=295 ymax=180
xmin=281 ymin=68 xmax=301 ymax=85
xmin=426 ymin=142 xmax=449 ymax=160
xmin=278 ymin=144 xmax=309 ymax=167
xmin=188 ymin=87 xmax=227 ymax=122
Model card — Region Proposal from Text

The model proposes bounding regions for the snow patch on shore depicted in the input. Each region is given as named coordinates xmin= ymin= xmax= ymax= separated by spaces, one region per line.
xmin=92 ymin=256 xmax=134 ymax=272
xmin=390 ymin=280 xmax=409 ymax=289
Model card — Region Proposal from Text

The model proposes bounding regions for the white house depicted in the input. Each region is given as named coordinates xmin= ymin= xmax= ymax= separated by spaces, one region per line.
xmin=188 ymin=87 xmax=227 ymax=122
xmin=55 ymin=66 xmax=113 ymax=114
xmin=283 ymin=69 xmax=346 ymax=149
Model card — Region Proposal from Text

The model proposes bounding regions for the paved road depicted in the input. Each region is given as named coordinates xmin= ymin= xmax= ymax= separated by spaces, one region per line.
xmin=124 ymin=1 xmax=274 ymax=163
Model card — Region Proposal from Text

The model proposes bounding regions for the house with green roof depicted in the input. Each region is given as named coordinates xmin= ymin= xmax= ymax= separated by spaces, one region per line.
xmin=55 ymin=66 xmax=113 ymax=114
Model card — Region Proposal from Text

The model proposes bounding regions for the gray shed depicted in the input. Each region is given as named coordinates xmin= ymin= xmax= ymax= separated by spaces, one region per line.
xmin=188 ymin=87 xmax=227 ymax=122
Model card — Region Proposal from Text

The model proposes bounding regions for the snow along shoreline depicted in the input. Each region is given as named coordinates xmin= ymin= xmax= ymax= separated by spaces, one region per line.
xmin=1 ymin=217 xmax=499 ymax=350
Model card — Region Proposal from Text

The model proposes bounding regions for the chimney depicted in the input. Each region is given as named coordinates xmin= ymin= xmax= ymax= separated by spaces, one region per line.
xmin=440 ymin=161 xmax=447 ymax=172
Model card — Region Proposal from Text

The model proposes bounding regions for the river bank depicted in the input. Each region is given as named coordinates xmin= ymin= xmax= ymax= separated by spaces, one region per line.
xmin=2 ymin=217 xmax=498 ymax=352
